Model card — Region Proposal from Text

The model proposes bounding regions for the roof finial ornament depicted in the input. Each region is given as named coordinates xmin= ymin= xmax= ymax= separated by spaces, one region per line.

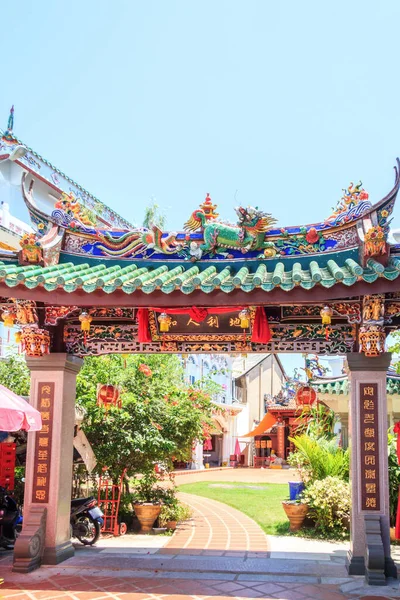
xmin=199 ymin=193 xmax=219 ymax=221
xmin=6 ymin=105 xmax=14 ymax=134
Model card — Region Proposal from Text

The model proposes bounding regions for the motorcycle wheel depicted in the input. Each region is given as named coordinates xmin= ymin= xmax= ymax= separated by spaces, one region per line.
xmin=74 ymin=516 xmax=101 ymax=546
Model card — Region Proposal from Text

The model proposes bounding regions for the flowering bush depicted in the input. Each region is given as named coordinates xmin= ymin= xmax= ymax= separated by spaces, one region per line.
xmin=301 ymin=476 xmax=350 ymax=537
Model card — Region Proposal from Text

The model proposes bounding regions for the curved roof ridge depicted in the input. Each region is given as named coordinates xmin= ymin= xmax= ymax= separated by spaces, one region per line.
xmin=0 ymin=124 xmax=134 ymax=230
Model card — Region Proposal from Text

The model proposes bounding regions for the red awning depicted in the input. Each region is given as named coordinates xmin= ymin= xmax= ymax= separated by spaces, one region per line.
xmin=241 ymin=412 xmax=277 ymax=437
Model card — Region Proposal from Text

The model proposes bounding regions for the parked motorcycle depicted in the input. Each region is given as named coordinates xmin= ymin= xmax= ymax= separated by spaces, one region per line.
xmin=70 ymin=496 xmax=104 ymax=546
xmin=0 ymin=486 xmax=23 ymax=549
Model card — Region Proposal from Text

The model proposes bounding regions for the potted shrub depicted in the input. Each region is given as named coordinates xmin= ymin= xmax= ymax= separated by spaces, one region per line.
xmin=159 ymin=503 xmax=179 ymax=530
xmin=159 ymin=499 xmax=192 ymax=530
xmin=132 ymin=473 xmax=166 ymax=533
xmin=282 ymin=499 xmax=309 ymax=531
xmin=301 ymin=476 xmax=350 ymax=538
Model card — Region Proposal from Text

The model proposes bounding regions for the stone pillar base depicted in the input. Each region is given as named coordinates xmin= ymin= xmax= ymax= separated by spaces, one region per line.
xmin=13 ymin=506 xmax=47 ymax=574
xmin=346 ymin=550 xmax=365 ymax=575
xmin=43 ymin=540 xmax=75 ymax=565
xmin=385 ymin=557 xmax=397 ymax=579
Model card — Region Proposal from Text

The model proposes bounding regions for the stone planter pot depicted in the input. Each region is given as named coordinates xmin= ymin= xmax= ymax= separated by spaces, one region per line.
xmin=282 ymin=501 xmax=309 ymax=532
xmin=152 ymin=527 xmax=167 ymax=534
xmin=166 ymin=520 xmax=177 ymax=530
xmin=134 ymin=503 xmax=161 ymax=533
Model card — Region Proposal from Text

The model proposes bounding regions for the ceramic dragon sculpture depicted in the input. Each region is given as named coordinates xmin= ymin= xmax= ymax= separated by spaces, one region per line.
xmin=184 ymin=206 xmax=277 ymax=256
xmin=95 ymin=225 xmax=181 ymax=258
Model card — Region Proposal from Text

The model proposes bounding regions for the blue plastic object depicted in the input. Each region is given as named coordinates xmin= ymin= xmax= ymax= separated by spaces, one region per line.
xmin=289 ymin=481 xmax=305 ymax=500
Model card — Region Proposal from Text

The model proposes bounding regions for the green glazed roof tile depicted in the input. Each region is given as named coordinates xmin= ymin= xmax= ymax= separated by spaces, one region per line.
xmin=367 ymin=258 xmax=385 ymax=274
xmin=310 ymin=260 xmax=322 ymax=282
xmin=213 ymin=266 xmax=231 ymax=286
xmin=193 ymin=266 xmax=216 ymax=286
xmin=317 ymin=376 xmax=400 ymax=396
xmin=1 ymin=254 xmax=400 ymax=295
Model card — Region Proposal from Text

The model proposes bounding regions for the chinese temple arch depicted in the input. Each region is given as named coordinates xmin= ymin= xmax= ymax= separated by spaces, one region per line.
xmin=1 ymin=138 xmax=400 ymax=581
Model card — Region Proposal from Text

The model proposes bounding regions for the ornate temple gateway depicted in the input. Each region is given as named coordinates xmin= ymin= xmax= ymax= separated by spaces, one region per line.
xmin=1 ymin=113 xmax=400 ymax=584
xmin=0 ymin=167 xmax=399 ymax=357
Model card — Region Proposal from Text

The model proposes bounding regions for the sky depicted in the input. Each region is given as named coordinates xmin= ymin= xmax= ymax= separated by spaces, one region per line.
xmin=1 ymin=0 xmax=400 ymax=376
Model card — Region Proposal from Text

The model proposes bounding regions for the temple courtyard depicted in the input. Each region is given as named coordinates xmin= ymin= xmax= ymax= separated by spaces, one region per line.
xmin=1 ymin=469 xmax=400 ymax=600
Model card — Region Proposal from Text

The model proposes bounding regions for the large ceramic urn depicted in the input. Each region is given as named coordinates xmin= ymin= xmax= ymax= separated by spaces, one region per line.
xmin=134 ymin=503 xmax=161 ymax=533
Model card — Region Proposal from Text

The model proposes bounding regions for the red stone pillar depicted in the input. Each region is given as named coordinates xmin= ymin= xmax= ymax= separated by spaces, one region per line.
xmin=346 ymin=353 xmax=396 ymax=580
xmin=13 ymin=354 xmax=82 ymax=572
xmin=276 ymin=424 xmax=285 ymax=459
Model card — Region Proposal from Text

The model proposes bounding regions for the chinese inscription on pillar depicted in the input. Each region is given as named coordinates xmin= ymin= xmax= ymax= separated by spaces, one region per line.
xmin=31 ymin=382 xmax=54 ymax=504
xmin=277 ymin=425 xmax=285 ymax=459
xmin=360 ymin=383 xmax=380 ymax=511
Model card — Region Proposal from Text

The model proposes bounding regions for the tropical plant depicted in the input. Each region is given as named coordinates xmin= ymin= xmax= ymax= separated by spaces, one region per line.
xmin=388 ymin=431 xmax=400 ymax=527
xmin=287 ymin=434 xmax=349 ymax=484
xmin=301 ymin=476 xmax=350 ymax=537
xmin=294 ymin=403 xmax=337 ymax=441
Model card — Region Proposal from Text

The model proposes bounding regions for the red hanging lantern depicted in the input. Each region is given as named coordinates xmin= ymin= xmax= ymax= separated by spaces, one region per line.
xmin=97 ymin=384 xmax=121 ymax=410
xmin=296 ymin=385 xmax=317 ymax=406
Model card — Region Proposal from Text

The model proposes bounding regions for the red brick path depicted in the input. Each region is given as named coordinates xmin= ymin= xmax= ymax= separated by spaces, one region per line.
xmin=0 ymin=575 xmax=369 ymax=600
xmin=161 ymin=492 xmax=269 ymax=556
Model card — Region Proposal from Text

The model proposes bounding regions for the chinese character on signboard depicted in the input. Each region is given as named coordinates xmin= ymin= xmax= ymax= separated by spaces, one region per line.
xmin=359 ymin=383 xmax=380 ymax=511
xmin=32 ymin=382 xmax=54 ymax=504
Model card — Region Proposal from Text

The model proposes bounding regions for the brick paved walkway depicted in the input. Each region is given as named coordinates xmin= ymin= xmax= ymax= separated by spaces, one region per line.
xmin=0 ymin=492 xmax=399 ymax=599
xmin=1 ymin=566 xmax=399 ymax=599
xmin=161 ymin=493 xmax=269 ymax=557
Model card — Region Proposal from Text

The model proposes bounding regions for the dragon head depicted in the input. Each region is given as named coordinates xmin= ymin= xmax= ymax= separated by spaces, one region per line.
xmin=235 ymin=206 xmax=277 ymax=232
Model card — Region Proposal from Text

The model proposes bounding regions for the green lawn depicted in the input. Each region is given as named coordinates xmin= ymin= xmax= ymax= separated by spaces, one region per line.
xmin=178 ymin=481 xmax=289 ymax=535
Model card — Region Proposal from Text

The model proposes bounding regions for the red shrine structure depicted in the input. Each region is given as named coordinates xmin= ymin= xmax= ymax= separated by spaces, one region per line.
xmin=1 ymin=111 xmax=400 ymax=582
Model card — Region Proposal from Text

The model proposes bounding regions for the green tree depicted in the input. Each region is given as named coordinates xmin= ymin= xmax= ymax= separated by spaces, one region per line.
xmin=76 ymin=354 xmax=214 ymax=481
xmin=142 ymin=200 xmax=166 ymax=229
xmin=0 ymin=355 xmax=30 ymax=396
xmin=388 ymin=332 xmax=400 ymax=360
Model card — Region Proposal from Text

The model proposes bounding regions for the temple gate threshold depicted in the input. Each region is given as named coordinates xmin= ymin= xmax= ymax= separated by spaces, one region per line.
xmin=1 ymin=160 xmax=400 ymax=584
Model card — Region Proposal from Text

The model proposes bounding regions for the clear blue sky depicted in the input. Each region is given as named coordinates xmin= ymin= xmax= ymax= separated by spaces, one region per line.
xmin=2 ymin=0 xmax=400 ymax=376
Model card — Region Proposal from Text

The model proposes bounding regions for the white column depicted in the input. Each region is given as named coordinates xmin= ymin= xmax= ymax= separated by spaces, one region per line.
xmin=191 ymin=441 xmax=204 ymax=470
xmin=222 ymin=430 xmax=231 ymax=465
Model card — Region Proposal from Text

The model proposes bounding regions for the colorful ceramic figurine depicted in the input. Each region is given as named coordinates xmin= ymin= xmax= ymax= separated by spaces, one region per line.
xmin=19 ymin=233 xmax=43 ymax=265
xmin=184 ymin=205 xmax=277 ymax=257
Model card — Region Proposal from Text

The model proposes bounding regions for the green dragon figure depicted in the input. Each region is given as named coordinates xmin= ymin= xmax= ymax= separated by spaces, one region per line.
xmin=184 ymin=206 xmax=277 ymax=257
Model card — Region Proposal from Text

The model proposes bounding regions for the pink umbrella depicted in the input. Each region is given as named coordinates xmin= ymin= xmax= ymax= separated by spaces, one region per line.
xmin=0 ymin=385 xmax=42 ymax=432
xmin=234 ymin=439 xmax=242 ymax=456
